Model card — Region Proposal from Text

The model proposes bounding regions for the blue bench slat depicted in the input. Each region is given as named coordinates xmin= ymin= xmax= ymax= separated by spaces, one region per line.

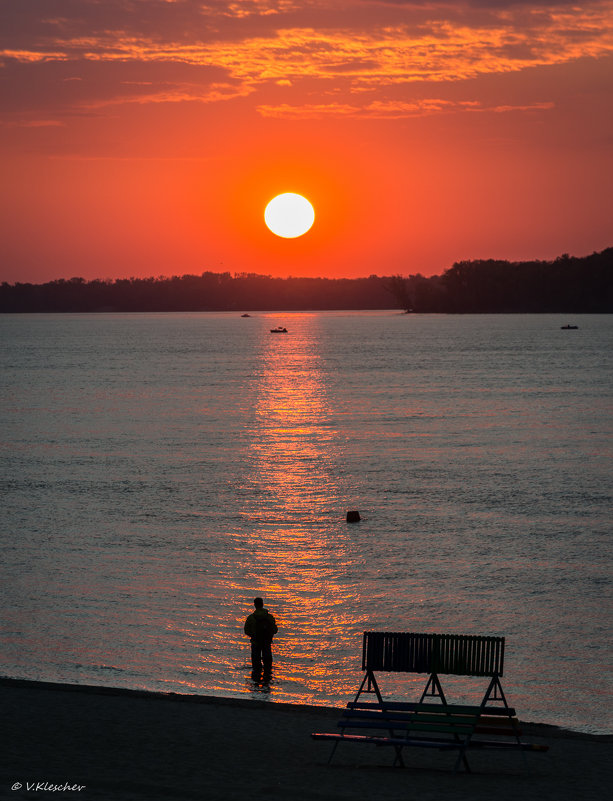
xmin=338 ymin=719 xmax=476 ymax=734
xmin=312 ymin=631 xmax=547 ymax=772
xmin=339 ymin=714 xmax=520 ymax=737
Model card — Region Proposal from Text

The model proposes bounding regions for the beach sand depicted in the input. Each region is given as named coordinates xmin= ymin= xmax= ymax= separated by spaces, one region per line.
xmin=1 ymin=678 xmax=611 ymax=801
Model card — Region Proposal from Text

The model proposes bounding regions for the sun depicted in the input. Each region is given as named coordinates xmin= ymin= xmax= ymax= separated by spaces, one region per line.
xmin=264 ymin=193 xmax=315 ymax=238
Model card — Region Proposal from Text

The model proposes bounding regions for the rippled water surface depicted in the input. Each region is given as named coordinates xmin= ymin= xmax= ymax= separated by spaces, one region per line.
xmin=1 ymin=312 xmax=611 ymax=733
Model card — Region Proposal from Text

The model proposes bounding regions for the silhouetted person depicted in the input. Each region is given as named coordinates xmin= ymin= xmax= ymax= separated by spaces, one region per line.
xmin=244 ymin=597 xmax=278 ymax=681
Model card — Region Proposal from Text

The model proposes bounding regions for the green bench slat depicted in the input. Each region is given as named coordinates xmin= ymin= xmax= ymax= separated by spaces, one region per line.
xmin=340 ymin=718 xmax=520 ymax=739
xmin=347 ymin=701 xmax=516 ymax=716
xmin=341 ymin=712 xmax=520 ymax=736
xmin=339 ymin=719 xmax=477 ymax=736
xmin=311 ymin=632 xmax=548 ymax=772
xmin=340 ymin=716 xmax=478 ymax=730
xmin=345 ymin=705 xmax=519 ymax=729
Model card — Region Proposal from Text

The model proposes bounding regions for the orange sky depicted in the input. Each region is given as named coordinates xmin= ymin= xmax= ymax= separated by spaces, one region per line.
xmin=1 ymin=0 xmax=612 ymax=283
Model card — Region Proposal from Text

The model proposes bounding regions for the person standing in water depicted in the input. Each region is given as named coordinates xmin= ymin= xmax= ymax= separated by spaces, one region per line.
xmin=244 ymin=597 xmax=278 ymax=681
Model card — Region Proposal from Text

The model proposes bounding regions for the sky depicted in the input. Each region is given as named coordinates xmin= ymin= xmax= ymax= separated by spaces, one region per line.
xmin=1 ymin=0 xmax=612 ymax=283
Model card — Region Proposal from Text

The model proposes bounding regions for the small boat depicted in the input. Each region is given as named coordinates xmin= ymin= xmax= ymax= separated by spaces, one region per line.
xmin=270 ymin=326 xmax=288 ymax=333
xmin=241 ymin=313 xmax=251 ymax=318
xmin=560 ymin=324 xmax=579 ymax=329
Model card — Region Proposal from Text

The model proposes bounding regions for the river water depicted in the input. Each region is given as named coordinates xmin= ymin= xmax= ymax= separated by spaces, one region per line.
xmin=1 ymin=311 xmax=611 ymax=733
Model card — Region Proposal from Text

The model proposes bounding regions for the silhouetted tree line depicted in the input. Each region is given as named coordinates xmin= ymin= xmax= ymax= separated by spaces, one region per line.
xmin=0 ymin=273 xmax=395 ymax=313
xmin=436 ymin=248 xmax=613 ymax=313
xmin=1 ymin=248 xmax=611 ymax=313
xmin=383 ymin=248 xmax=612 ymax=312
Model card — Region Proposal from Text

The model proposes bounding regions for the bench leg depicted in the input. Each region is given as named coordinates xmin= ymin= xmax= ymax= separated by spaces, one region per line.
xmin=391 ymin=745 xmax=406 ymax=768
xmin=482 ymin=675 xmax=530 ymax=774
xmin=453 ymin=747 xmax=471 ymax=774
xmin=327 ymin=739 xmax=340 ymax=765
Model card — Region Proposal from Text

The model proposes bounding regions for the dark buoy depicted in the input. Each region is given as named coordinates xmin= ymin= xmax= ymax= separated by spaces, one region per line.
xmin=346 ymin=510 xmax=361 ymax=523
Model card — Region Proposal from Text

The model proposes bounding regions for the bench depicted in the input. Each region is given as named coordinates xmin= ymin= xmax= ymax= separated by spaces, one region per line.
xmin=311 ymin=632 xmax=548 ymax=773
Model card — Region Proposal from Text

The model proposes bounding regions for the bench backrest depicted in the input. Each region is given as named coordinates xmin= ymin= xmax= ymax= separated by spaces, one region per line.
xmin=362 ymin=632 xmax=505 ymax=677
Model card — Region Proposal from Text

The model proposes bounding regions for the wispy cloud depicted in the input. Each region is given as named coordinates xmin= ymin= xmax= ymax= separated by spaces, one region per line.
xmin=82 ymin=81 xmax=253 ymax=108
xmin=1 ymin=1 xmax=612 ymax=118
xmin=0 ymin=118 xmax=66 ymax=128
xmin=257 ymin=97 xmax=555 ymax=118
xmin=4 ymin=5 xmax=612 ymax=73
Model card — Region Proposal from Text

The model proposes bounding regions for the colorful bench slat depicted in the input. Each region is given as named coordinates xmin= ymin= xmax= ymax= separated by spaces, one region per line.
xmin=311 ymin=631 xmax=548 ymax=773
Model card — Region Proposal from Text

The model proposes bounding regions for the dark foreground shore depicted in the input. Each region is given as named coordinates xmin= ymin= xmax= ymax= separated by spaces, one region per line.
xmin=1 ymin=678 xmax=611 ymax=801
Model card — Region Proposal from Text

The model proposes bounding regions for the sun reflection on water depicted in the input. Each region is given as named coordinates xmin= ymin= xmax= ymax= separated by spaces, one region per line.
xmin=226 ymin=316 xmax=368 ymax=702
xmin=243 ymin=320 xmax=337 ymax=519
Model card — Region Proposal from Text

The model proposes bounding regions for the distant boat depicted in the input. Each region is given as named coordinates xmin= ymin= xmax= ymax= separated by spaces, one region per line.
xmin=561 ymin=324 xmax=579 ymax=329
xmin=270 ymin=326 xmax=288 ymax=333
xmin=241 ymin=313 xmax=251 ymax=317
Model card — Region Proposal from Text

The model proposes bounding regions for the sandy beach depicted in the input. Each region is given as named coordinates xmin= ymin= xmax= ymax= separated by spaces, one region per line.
xmin=1 ymin=678 xmax=611 ymax=801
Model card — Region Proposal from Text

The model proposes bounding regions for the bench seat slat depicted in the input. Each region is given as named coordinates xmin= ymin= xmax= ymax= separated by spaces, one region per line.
xmin=340 ymin=710 xmax=480 ymax=725
xmin=338 ymin=720 xmax=478 ymax=736
xmin=474 ymin=725 xmax=522 ymax=737
xmin=312 ymin=732 xmax=548 ymax=754
xmin=339 ymin=718 xmax=521 ymax=738
xmin=312 ymin=632 xmax=548 ymax=772
xmin=373 ymin=737 xmax=548 ymax=752
xmin=347 ymin=701 xmax=516 ymax=716
xmin=342 ymin=710 xmax=520 ymax=722
xmin=461 ymin=739 xmax=549 ymax=752
xmin=341 ymin=710 xmax=519 ymax=726
xmin=311 ymin=733 xmax=461 ymax=750
xmin=341 ymin=723 xmax=521 ymax=738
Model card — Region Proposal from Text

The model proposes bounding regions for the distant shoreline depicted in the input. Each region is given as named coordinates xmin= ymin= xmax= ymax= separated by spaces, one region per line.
xmin=1 ymin=309 xmax=612 ymax=314
xmin=1 ymin=248 xmax=612 ymax=313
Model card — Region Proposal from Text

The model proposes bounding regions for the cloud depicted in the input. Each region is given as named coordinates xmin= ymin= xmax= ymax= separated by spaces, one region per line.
xmin=83 ymin=81 xmax=253 ymax=108
xmin=4 ymin=11 xmax=611 ymax=79
xmin=1 ymin=0 xmax=611 ymax=119
xmin=0 ymin=118 xmax=66 ymax=128
xmin=0 ymin=57 xmax=236 ymax=117
xmin=210 ymin=0 xmax=295 ymax=17
xmin=257 ymin=97 xmax=555 ymax=118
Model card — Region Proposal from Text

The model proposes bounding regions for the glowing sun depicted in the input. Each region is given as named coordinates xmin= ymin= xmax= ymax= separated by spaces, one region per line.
xmin=264 ymin=193 xmax=315 ymax=238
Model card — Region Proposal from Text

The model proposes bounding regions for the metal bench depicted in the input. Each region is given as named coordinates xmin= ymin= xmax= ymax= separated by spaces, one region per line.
xmin=311 ymin=632 xmax=548 ymax=772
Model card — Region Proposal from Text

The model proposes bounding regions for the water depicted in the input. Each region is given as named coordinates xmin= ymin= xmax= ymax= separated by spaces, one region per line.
xmin=1 ymin=311 xmax=611 ymax=733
